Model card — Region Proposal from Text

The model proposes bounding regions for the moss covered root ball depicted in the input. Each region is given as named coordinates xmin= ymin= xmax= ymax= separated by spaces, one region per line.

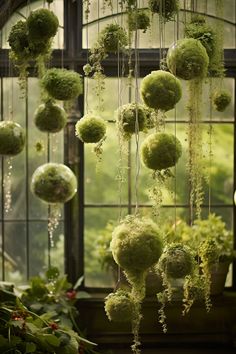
xmin=111 ymin=216 xmax=163 ymax=275
xmin=128 ymin=10 xmax=150 ymax=32
xmin=157 ymin=243 xmax=195 ymax=279
xmin=213 ymin=91 xmax=231 ymax=112
xmin=34 ymin=101 xmax=67 ymax=133
xmin=99 ymin=24 xmax=128 ymax=52
xmin=105 ymin=290 xmax=135 ymax=322
xmin=75 ymin=115 xmax=106 ymax=143
xmin=27 ymin=8 xmax=59 ymax=42
xmin=167 ymin=38 xmax=209 ymax=80
xmin=117 ymin=103 xmax=148 ymax=137
xmin=0 ymin=121 xmax=25 ymax=156
xmin=8 ymin=20 xmax=30 ymax=59
xmin=149 ymin=0 xmax=179 ymax=21
xmin=31 ymin=163 xmax=77 ymax=204
xmin=41 ymin=68 xmax=83 ymax=101
xmin=140 ymin=70 xmax=182 ymax=111
xmin=141 ymin=132 xmax=182 ymax=170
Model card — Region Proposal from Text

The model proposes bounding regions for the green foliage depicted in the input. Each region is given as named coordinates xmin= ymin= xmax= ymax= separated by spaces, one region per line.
xmin=105 ymin=290 xmax=135 ymax=322
xmin=34 ymin=100 xmax=67 ymax=133
xmin=75 ymin=114 xmax=106 ymax=143
xmin=213 ymin=90 xmax=231 ymax=112
xmin=141 ymin=132 xmax=182 ymax=171
xmin=31 ymin=163 xmax=77 ymax=204
xmin=140 ymin=70 xmax=182 ymax=111
xmin=167 ymin=38 xmax=209 ymax=80
xmin=148 ymin=0 xmax=179 ymax=21
xmin=0 ymin=121 xmax=25 ymax=156
xmin=41 ymin=68 xmax=83 ymax=101
xmin=98 ymin=24 xmax=128 ymax=53
xmin=27 ymin=8 xmax=59 ymax=42
xmin=128 ymin=9 xmax=150 ymax=33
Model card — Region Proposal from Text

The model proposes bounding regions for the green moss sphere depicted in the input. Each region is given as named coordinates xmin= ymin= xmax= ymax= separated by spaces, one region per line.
xmin=41 ymin=68 xmax=83 ymax=101
xmin=0 ymin=121 xmax=25 ymax=156
xmin=75 ymin=115 xmax=106 ymax=143
xmin=141 ymin=132 xmax=182 ymax=170
xmin=104 ymin=290 xmax=135 ymax=322
xmin=31 ymin=163 xmax=77 ymax=204
xmin=111 ymin=216 xmax=163 ymax=274
xmin=213 ymin=91 xmax=231 ymax=112
xmin=158 ymin=243 xmax=194 ymax=278
xmin=167 ymin=38 xmax=209 ymax=80
xmin=34 ymin=101 xmax=67 ymax=133
xmin=99 ymin=24 xmax=128 ymax=53
xmin=117 ymin=103 xmax=148 ymax=137
xmin=140 ymin=70 xmax=182 ymax=111
xmin=149 ymin=0 xmax=179 ymax=21
xmin=27 ymin=8 xmax=59 ymax=42
xmin=128 ymin=10 xmax=150 ymax=32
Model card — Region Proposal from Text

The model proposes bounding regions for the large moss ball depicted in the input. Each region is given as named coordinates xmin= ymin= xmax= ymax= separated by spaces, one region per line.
xmin=41 ymin=68 xmax=83 ymax=101
xmin=31 ymin=163 xmax=77 ymax=204
xmin=99 ymin=24 xmax=128 ymax=52
xmin=128 ymin=10 xmax=150 ymax=32
xmin=111 ymin=216 xmax=163 ymax=274
xmin=0 ymin=121 xmax=25 ymax=156
xmin=213 ymin=91 xmax=231 ymax=112
xmin=157 ymin=243 xmax=194 ymax=278
xmin=104 ymin=290 xmax=135 ymax=322
xmin=27 ymin=9 xmax=59 ymax=41
xmin=34 ymin=101 xmax=67 ymax=133
xmin=8 ymin=20 xmax=30 ymax=59
xmin=141 ymin=132 xmax=182 ymax=170
xmin=117 ymin=103 xmax=148 ymax=137
xmin=167 ymin=38 xmax=209 ymax=80
xmin=140 ymin=70 xmax=182 ymax=111
xmin=75 ymin=115 xmax=106 ymax=143
xmin=149 ymin=0 xmax=178 ymax=21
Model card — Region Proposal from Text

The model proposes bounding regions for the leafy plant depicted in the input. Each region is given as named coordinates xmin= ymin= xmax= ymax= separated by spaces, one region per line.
xmin=128 ymin=9 xmax=150 ymax=33
xmin=149 ymin=0 xmax=179 ymax=22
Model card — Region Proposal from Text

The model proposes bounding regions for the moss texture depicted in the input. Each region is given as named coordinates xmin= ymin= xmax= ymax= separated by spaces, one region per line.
xmin=99 ymin=24 xmax=128 ymax=53
xmin=140 ymin=70 xmax=182 ymax=111
xmin=75 ymin=115 xmax=106 ymax=143
xmin=157 ymin=243 xmax=194 ymax=278
xmin=128 ymin=10 xmax=150 ymax=32
xmin=141 ymin=132 xmax=182 ymax=170
xmin=31 ymin=163 xmax=77 ymax=204
xmin=0 ymin=121 xmax=25 ymax=156
xmin=34 ymin=101 xmax=67 ymax=133
xmin=167 ymin=38 xmax=209 ymax=80
xmin=27 ymin=8 xmax=59 ymax=42
xmin=105 ymin=290 xmax=135 ymax=322
xmin=149 ymin=0 xmax=179 ymax=21
xmin=213 ymin=90 xmax=231 ymax=112
xmin=111 ymin=216 xmax=163 ymax=275
xmin=117 ymin=103 xmax=148 ymax=137
xmin=41 ymin=68 xmax=83 ymax=101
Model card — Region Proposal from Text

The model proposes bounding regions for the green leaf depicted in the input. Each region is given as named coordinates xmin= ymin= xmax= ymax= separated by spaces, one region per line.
xmin=26 ymin=322 xmax=40 ymax=334
xmin=73 ymin=276 xmax=84 ymax=290
xmin=26 ymin=342 xmax=36 ymax=353
xmin=44 ymin=333 xmax=61 ymax=347
xmin=75 ymin=291 xmax=90 ymax=299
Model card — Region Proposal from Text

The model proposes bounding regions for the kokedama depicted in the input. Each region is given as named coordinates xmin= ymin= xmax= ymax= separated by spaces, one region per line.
xmin=99 ymin=23 xmax=128 ymax=53
xmin=116 ymin=103 xmax=148 ymax=138
xmin=148 ymin=0 xmax=179 ymax=21
xmin=105 ymin=290 xmax=136 ymax=322
xmin=0 ymin=121 xmax=25 ymax=156
xmin=34 ymin=100 xmax=67 ymax=133
xmin=128 ymin=10 xmax=150 ymax=33
xmin=27 ymin=8 xmax=59 ymax=42
xmin=213 ymin=90 xmax=231 ymax=112
xmin=75 ymin=114 xmax=106 ymax=143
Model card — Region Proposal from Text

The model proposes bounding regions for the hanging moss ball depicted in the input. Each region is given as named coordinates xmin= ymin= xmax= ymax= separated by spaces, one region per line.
xmin=75 ymin=115 xmax=106 ymax=143
xmin=213 ymin=91 xmax=231 ymax=112
xmin=99 ymin=24 xmax=128 ymax=53
xmin=105 ymin=290 xmax=135 ymax=322
xmin=157 ymin=243 xmax=194 ymax=279
xmin=128 ymin=10 xmax=150 ymax=33
xmin=140 ymin=70 xmax=182 ymax=111
xmin=27 ymin=8 xmax=59 ymax=42
xmin=0 ymin=121 xmax=25 ymax=156
xmin=41 ymin=68 xmax=83 ymax=101
xmin=8 ymin=20 xmax=30 ymax=60
xmin=111 ymin=216 xmax=163 ymax=275
xmin=149 ymin=0 xmax=179 ymax=21
xmin=34 ymin=101 xmax=67 ymax=133
xmin=117 ymin=103 xmax=148 ymax=137
xmin=31 ymin=163 xmax=77 ymax=204
xmin=167 ymin=38 xmax=209 ymax=80
xmin=141 ymin=132 xmax=182 ymax=171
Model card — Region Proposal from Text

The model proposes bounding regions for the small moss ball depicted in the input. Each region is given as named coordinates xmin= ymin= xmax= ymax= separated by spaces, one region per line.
xmin=158 ymin=243 xmax=194 ymax=278
xmin=99 ymin=24 xmax=128 ymax=53
xmin=8 ymin=20 xmax=30 ymax=59
xmin=0 ymin=121 xmax=25 ymax=156
xmin=41 ymin=68 xmax=83 ymax=101
xmin=27 ymin=8 xmax=59 ymax=42
xmin=111 ymin=216 xmax=163 ymax=274
xmin=117 ymin=103 xmax=148 ymax=137
xmin=141 ymin=132 xmax=182 ymax=171
xmin=167 ymin=38 xmax=209 ymax=80
xmin=75 ymin=115 xmax=106 ymax=143
xmin=140 ymin=70 xmax=182 ymax=111
xmin=34 ymin=101 xmax=67 ymax=133
xmin=149 ymin=0 xmax=179 ymax=21
xmin=213 ymin=91 xmax=231 ymax=112
xmin=31 ymin=163 xmax=77 ymax=204
xmin=104 ymin=290 xmax=135 ymax=322
xmin=128 ymin=10 xmax=150 ymax=32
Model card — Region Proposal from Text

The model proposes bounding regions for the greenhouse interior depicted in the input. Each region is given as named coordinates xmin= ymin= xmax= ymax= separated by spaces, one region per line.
xmin=0 ymin=0 xmax=236 ymax=353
